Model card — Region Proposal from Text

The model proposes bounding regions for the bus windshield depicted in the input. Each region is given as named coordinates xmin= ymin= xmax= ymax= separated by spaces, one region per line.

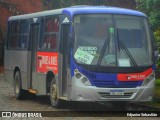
xmin=73 ymin=14 xmax=153 ymax=67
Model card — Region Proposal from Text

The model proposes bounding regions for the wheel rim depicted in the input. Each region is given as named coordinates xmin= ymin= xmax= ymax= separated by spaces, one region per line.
xmin=50 ymin=83 xmax=57 ymax=102
xmin=15 ymin=77 xmax=20 ymax=94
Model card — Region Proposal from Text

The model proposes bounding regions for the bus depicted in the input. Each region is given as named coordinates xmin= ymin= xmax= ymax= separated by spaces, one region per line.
xmin=4 ymin=6 xmax=156 ymax=108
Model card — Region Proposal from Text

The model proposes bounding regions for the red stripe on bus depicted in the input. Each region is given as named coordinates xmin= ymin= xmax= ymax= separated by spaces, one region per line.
xmin=117 ymin=68 xmax=152 ymax=81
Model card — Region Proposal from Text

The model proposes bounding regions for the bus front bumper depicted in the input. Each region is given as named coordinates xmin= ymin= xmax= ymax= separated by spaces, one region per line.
xmin=70 ymin=77 xmax=155 ymax=102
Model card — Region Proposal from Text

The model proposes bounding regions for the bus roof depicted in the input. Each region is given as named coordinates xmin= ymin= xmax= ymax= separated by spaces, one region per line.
xmin=8 ymin=8 xmax=63 ymax=21
xmin=62 ymin=6 xmax=147 ymax=17
xmin=9 ymin=6 xmax=147 ymax=21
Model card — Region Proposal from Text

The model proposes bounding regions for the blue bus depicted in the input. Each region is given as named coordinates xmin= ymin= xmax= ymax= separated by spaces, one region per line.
xmin=4 ymin=6 xmax=155 ymax=108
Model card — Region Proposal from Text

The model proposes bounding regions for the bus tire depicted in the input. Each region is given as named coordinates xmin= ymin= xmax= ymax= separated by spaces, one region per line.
xmin=14 ymin=71 xmax=28 ymax=100
xmin=50 ymin=78 xmax=63 ymax=108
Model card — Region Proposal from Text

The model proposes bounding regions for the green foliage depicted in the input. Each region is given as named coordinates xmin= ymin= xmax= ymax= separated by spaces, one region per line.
xmin=154 ymin=28 xmax=160 ymax=44
xmin=136 ymin=0 xmax=160 ymax=31
xmin=154 ymin=79 xmax=160 ymax=98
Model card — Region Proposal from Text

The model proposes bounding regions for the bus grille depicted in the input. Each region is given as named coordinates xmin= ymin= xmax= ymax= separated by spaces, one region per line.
xmin=91 ymin=80 xmax=142 ymax=88
xmin=99 ymin=92 xmax=133 ymax=98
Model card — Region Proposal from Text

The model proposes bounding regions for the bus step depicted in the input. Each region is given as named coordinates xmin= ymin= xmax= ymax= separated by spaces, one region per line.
xmin=28 ymin=89 xmax=38 ymax=94
xmin=59 ymin=97 xmax=68 ymax=100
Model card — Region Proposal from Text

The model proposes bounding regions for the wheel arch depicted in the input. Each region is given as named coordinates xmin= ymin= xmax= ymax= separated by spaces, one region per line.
xmin=13 ymin=66 xmax=28 ymax=100
xmin=46 ymin=71 xmax=56 ymax=93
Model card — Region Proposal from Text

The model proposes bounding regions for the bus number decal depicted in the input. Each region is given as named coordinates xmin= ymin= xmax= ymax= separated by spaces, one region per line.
xmin=117 ymin=68 xmax=152 ymax=81
xmin=37 ymin=52 xmax=58 ymax=74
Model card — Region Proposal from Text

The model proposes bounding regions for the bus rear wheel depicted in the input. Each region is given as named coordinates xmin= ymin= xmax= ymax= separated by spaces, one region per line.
xmin=50 ymin=79 xmax=63 ymax=108
xmin=14 ymin=71 xmax=28 ymax=100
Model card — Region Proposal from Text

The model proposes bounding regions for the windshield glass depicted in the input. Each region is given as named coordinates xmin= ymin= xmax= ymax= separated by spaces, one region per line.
xmin=73 ymin=14 xmax=153 ymax=67
xmin=115 ymin=15 xmax=152 ymax=67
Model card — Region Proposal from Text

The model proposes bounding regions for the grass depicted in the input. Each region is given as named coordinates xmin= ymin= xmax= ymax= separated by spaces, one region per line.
xmin=154 ymin=79 xmax=160 ymax=97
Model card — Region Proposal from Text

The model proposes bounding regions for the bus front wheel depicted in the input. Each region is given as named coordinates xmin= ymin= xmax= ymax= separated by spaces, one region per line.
xmin=14 ymin=71 xmax=28 ymax=100
xmin=50 ymin=79 xmax=63 ymax=108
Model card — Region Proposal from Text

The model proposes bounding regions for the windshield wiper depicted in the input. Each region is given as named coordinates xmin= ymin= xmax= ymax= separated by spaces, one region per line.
xmin=97 ymin=37 xmax=110 ymax=65
xmin=117 ymin=31 xmax=138 ymax=67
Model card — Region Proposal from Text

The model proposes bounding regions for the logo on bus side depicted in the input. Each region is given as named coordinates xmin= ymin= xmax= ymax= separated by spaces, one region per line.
xmin=37 ymin=52 xmax=58 ymax=74
xmin=62 ymin=17 xmax=69 ymax=23
xmin=33 ymin=18 xmax=38 ymax=23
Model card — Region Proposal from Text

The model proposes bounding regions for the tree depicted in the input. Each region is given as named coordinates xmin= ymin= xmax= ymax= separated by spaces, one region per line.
xmin=136 ymin=0 xmax=160 ymax=31
xmin=137 ymin=0 xmax=160 ymax=50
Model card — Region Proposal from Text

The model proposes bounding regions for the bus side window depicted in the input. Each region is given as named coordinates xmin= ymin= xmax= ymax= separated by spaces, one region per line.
xmin=43 ymin=34 xmax=57 ymax=49
xmin=19 ymin=20 xmax=29 ymax=49
xmin=41 ymin=16 xmax=59 ymax=50
xmin=9 ymin=21 xmax=20 ymax=48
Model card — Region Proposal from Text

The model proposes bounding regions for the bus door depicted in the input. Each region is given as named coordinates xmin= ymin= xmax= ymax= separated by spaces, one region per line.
xmin=59 ymin=20 xmax=71 ymax=98
xmin=29 ymin=24 xmax=40 ymax=89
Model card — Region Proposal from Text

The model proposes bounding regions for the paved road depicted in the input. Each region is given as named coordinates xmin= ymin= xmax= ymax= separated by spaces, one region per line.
xmin=0 ymin=73 xmax=159 ymax=119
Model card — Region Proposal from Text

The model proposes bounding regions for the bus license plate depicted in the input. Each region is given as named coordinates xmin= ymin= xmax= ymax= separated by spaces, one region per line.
xmin=110 ymin=90 xmax=124 ymax=96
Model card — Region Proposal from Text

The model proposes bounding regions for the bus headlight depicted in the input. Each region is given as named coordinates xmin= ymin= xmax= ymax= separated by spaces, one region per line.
xmin=74 ymin=69 xmax=91 ymax=86
xmin=74 ymin=69 xmax=82 ymax=79
xmin=81 ymin=76 xmax=91 ymax=86
xmin=141 ymin=71 xmax=155 ymax=86
xmin=75 ymin=72 xmax=82 ymax=79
